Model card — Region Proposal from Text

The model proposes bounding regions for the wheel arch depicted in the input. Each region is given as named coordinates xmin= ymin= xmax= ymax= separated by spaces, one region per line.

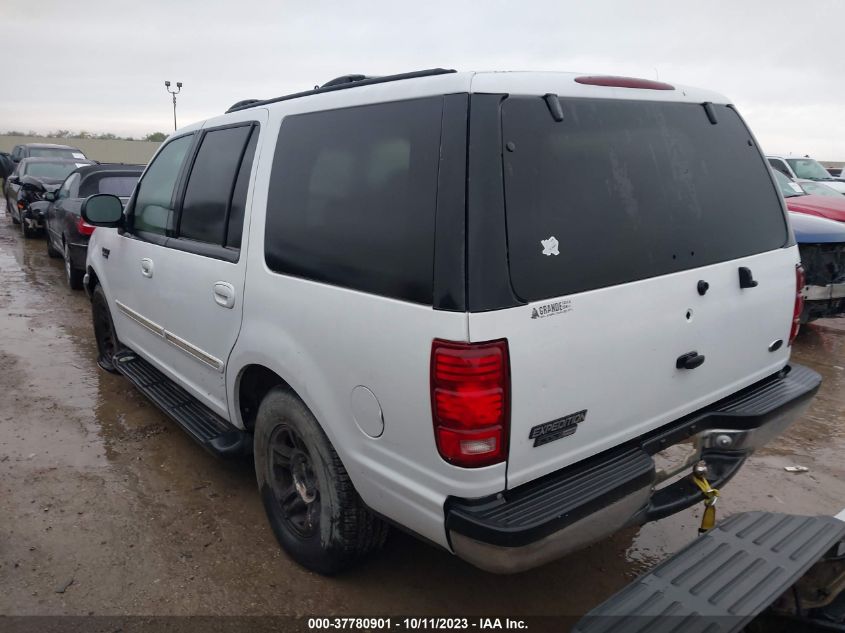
xmin=235 ymin=363 xmax=297 ymax=433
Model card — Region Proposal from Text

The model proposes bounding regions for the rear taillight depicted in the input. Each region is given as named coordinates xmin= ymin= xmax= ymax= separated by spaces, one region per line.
xmin=789 ymin=264 xmax=805 ymax=346
xmin=430 ymin=339 xmax=510 ymax=468
xmin=76 ymin=217 xmax=95 ymax=236
xmin=17 ymin=200 xmax=25 ymax=210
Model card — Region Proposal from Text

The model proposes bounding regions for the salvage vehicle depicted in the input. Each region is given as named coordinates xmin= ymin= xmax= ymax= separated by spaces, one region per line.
xmin=768 ymin=154 xmax=845 ymax=195
xmin=32 ymin=164 xmax=143 ymax=289
xmin=773 ymin=170 xmax=845 ymax=224
xmin=9 ymin=142 xmax=88 ymax=163
xmin=789 ymin=212 xmax=845 ymax=322
xmin=80 ymin=69 xmax=820 ymax=575
xmin=4 ymin=157 xmax=93 ymax=237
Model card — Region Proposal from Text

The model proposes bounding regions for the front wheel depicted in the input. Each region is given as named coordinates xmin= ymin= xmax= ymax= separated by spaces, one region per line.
xmin=254 ymin=388 xmax=388 ymax=574
xmin=91 ymin=284 xmax=120 ymax=373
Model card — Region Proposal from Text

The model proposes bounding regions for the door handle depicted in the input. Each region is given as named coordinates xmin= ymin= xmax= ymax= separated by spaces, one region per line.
xmin=140 ymin=258 xmax=154 ymax=278
xmin=213 ymin=282 xmax=236 ymax=309
xmin=676 ymin=351 xmax=705 ymax=370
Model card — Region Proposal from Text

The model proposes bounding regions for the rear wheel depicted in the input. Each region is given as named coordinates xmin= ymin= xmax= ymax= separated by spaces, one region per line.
xmin=91 ymin=284 xmax=120 ymax=374
xmin=254 ymin=388 xmax=388 ymax=574
xmin=64 ymin=242 xmax=84 ymax=290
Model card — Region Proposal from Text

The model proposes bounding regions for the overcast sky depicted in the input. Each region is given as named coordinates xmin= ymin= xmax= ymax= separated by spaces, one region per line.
xmin=1 ymin=0 xmax=843 ymax=159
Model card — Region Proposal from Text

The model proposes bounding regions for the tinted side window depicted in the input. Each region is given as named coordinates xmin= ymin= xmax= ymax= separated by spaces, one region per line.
xmin=179 ymin=126 xmax=253 ymax=245
xmin=58 ymin=173 xmax=79 ymax=199
xmin=265 ymin=97 xmax=443 ymax=304
xmin=132 ymin=135 xmax=193 ymax=235
xmin=226 ymin=127 xmax=258 ymax=249
xmin=768 ymin=158 xmax=791 ymax=177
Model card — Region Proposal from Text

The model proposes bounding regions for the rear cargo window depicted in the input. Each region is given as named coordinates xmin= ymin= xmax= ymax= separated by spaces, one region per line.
xmin=265 ymin=97 xmax=443 ymax=304
xmin=502 ymin=97 xmax=788 ymax=301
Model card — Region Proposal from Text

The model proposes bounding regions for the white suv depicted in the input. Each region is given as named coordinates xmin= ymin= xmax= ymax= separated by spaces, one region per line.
xmin=80 ymin=69 xmax=821 ymax=574
xmin=767 ymin=154 xmax=845 ymax=195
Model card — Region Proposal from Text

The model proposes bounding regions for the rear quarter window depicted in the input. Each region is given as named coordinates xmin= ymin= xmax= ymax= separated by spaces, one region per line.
xmin=264 ymin=97 xmax=443 ymax=304
xmin=502 ymin=97 xmax=788 ymax=301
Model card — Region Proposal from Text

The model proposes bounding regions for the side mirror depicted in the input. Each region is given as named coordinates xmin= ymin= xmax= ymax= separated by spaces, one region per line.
xmin=44 ymin=191 xmax=56 ymax=202
xmin=81 ymin=194 xmax=124 ymax=227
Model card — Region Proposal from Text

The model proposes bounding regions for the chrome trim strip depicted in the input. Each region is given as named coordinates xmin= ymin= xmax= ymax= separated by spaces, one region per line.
xmin=164 ymin=330 xmax=224 ymax=372
xmin=115 ymin=300 xmax=165 ymax=337
xmin=115 ymin=300 xmax=223 ymax=372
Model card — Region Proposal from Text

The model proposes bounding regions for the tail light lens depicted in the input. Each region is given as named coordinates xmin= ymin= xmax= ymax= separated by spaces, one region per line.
xmin=430 ymin=339 xmax=510 ymax=468
xmin=789 ymin=264 xmax=805 ymax=346
xmin=17 ymin=200 xmax=25 ymax=210
xmin=76 ymin=216 xmax=95 ymax=236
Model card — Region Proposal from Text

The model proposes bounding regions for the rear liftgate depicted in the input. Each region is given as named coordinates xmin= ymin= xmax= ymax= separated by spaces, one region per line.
xmin=574 ymin=510 xmax=845 ymax=633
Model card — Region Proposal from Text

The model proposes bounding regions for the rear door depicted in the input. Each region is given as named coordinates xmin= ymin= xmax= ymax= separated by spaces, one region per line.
xmin=119 ymin=112 xmax=264 ymax=417
xmin=468 ymin=96 xmax=798 ymax=489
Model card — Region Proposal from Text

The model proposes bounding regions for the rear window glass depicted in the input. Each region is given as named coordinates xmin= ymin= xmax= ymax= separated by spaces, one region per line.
xmin=79 ymin=174 xmax=141 ymax=198
xmin=23 ymin=161 xmax=81 ymax=179
xmin=502 ymin=98 xmax=788 ymax=301
xmin=28 ymin=148 xmax=85 ymax=159
xmin=265 ymin=97 xmax=443 ymax=304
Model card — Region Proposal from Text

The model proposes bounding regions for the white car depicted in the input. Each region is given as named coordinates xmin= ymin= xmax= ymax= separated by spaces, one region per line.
xmin=796 ymin=178 xmax=844 ymax=198
xmin=80 ymin=69 xmax=820 ymax=574
xmin=767 ymin=154 xmax=845 ymax=195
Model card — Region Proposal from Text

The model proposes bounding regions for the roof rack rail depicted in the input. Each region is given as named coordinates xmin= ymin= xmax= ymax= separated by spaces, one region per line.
xmin=225 ymin=68 xmax=456 ymax=114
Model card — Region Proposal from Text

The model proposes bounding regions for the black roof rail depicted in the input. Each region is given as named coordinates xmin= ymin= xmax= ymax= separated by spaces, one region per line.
xmin=225 ymin=68 xmax=457 ymax=114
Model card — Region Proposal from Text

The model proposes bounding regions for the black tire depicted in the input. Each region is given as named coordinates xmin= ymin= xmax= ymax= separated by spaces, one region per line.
xmin=64 ymin=241 xmax=84 ymax=290
xmin=46 ymin=235 xmax=61 ymax=258
xmin=11 ymin=211 xmax=19 ymax=225
xmin=255 ymin=388 xmax=388 ymax=574
xmin=91 ymin=284 xmax=120 ymax=374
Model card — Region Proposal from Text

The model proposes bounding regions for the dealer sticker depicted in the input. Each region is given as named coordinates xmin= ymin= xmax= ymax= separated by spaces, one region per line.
xmin=531 ymin=299 xmax=573 ymax=320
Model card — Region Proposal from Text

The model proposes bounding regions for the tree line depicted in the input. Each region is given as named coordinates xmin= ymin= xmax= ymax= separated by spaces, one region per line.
xmin=0 ymin=130 xmax=167 ymax=142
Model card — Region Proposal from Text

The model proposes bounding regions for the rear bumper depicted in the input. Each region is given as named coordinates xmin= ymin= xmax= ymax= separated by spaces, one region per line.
xmin=446 ymin=364 xmax=821 ymax=573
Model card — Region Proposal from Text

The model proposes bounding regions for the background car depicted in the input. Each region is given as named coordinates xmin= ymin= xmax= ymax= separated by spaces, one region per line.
xmin=9 ymin=142 xmax=88 ymax=163
xmin=772 ymin=169 xmax=845 ymax=223
xmin=789 ymin=212 xmax=845 ymax=321
xmin=797 ymin=178 xmax=844 ymax=198
xmin=3 ymin=157 xmax=94 ymax=237
xmin=38 ymin=163 xmax=143 ymax=289
xmin=767 ymin=154 xmax=845 ymax=194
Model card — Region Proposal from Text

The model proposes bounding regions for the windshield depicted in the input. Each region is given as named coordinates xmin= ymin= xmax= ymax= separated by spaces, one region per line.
xmin=800 ymin=180 xmax=843 ymax=198
xmin=28 ymin=147 xmax=86 ymax=160
xmin=23 ymin=162 xmax=81 ymax=179
xmin=79 ymin=173 xmax=141 ymax=198
xmin=786 ymin=158 xmax=833 ymax=180
xmin=773 ymin=170 xmax=805 ymax=198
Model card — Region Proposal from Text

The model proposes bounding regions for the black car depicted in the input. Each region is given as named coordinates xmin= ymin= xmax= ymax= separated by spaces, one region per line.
xmin=4 ymin=157 xmax=94 ymax=237
xmin=9 ymin=142 xmax=88 ymax=163
xmin=39 ymin=163 xmax=143 ymax=289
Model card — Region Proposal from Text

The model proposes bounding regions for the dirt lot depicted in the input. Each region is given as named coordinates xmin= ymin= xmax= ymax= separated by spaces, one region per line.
xmin=1 ymin=203 xmax=844 ymax=620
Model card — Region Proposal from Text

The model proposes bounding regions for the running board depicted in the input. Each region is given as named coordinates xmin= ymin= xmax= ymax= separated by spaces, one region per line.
xmin=113 ymin=349 xmax=249 ymax=457
xmin=574 ymin=511 xmax=845 ymax=633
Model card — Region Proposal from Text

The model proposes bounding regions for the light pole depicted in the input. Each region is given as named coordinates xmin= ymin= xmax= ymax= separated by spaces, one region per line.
xmin=164 ymin=80 xmax=182 ymax=131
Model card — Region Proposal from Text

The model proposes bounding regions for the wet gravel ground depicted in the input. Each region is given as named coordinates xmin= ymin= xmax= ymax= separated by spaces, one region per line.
xmin=0 ymin=202 xmax=843 ymax=619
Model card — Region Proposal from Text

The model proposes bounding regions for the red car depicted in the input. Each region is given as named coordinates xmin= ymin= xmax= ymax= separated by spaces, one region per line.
xmin=773 ymin=169 xmax=845 ymax=222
